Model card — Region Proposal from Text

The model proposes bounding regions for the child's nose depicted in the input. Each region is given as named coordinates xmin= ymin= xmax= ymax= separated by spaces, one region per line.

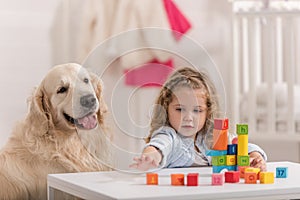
xmin=183 ymin=113 xmax=193 ymax=121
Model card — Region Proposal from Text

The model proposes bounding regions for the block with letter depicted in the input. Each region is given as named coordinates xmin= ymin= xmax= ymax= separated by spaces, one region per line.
xmin=171 ymin=174 xmax=185 ymax=186
xmin=237 ymin=155 xmax=250 ymax=166
xmin=260 ymin=172 xmax=274 ymax=184
xmin=225 ymin=171 xmax=240 ymax=183
xmin=245 ymin=172 xmax=257 ymax=184
xmin=146 ymin=173 xmax=158 ymax=185
xmin=227 ymin=144 xmax=237 ymax=155
xmin=236 ymin=124 xmax=248 ymax=135
xmin=212 ymin=155 xmax=226 ymax=166
xmin=245 ymin=167 xmax=260 ymax=180
xmin=212 ymin=173 xmax=224 ymax=185
xmin=226 ymin=155 xmax=236 ymax=166
xmin=187 ymin=173 xmax=198 ymax=186
xmin=238 ymin=166 xmax=250 ymax=178
xmin=214 ymin=118 xmax=229 ymax=130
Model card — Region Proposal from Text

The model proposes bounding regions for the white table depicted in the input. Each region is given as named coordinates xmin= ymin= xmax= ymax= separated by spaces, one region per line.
xmin=47 ymin=162 xmax=300 ymax=200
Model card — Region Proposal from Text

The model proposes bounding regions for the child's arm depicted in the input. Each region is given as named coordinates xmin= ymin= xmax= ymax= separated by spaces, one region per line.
xmin=129 ymin=146 xmax=163 ymax=171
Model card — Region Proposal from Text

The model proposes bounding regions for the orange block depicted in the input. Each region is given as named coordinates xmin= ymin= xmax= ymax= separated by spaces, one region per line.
xmin=146 ymin=173 xmax=158 ymax=185
xmin=245 ymin=172 xmax=257 ymax=184
xmin=171 ymin=174 xmax=185 ymax=186
xmin=238 ymin=166 xmax=250 ymax=178
xmin=245 ymin=167 xmax=260 ymax=180
xmin=212 ymin=129 xmax=228 ymax=150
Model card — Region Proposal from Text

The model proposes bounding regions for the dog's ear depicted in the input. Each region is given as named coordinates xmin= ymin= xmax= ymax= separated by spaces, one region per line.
xmin=89 ymin=73 xmax=108 ymax=126
xmin=27 ymin=85 xmax=53 ymax=134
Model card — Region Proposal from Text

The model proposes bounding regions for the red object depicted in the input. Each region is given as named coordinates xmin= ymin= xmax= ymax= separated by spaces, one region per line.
xmin=214 ymin=118 xmax=229 ymax=130
xmin=232 ymin=137 xmax=238 ymax=144
xmin=124 ymin=59 xmax=174 ymax=87
xmin=225 ymin=171 xmax=240 ymax=183
xmin=162 ymin=0 xmax=192 ymax=40
xmin=187 ymin=173 xmax=198 ymax=186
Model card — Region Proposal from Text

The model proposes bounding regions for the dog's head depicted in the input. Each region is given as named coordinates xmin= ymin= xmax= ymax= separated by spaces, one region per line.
xmin=29 ymin=63 xmax=107 ymax=134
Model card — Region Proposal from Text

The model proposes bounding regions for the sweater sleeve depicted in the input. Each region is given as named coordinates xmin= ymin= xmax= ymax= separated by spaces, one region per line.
xmin=144 ymin=126 xmax=177 ymax=167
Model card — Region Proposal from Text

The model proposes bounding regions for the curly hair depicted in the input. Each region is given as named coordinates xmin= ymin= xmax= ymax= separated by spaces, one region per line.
xmin=145 ymin=67 xmax=219 ymax=148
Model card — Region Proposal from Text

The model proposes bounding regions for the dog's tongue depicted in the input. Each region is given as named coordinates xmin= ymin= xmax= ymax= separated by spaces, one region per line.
xmin=77 ymin=113 xmax=97 ymax=129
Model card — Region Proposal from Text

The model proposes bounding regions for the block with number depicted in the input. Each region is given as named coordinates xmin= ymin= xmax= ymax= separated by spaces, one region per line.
xmin=227 ymin=144 xmax=237 ymax=155
xmin=276 ymin=167 xmax=288 ymax=178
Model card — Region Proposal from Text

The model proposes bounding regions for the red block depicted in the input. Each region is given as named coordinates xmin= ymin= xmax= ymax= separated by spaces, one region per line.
xmin=187 ymin=173 xmax=198 ymax=186
xmin=225 ymin=171 xmax=240 ymax=183
xmin=214 ymin=118 xmax=229 ymax=130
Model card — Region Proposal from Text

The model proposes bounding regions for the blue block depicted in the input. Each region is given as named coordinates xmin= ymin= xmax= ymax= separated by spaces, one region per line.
xmin=227 ymin=144 xmax=237 ymax=155
xmin=206 ymin=150 xmax=227 ymax=156
xmin=225 ymin=165 xmax=237 ymax=171
xmin=212 ymin=165 xmax=228 ymax=173
xmin=276 ymin=167 xmax=288 ymax=178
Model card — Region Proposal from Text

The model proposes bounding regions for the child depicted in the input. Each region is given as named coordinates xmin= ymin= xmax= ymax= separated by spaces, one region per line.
xmin=130 ymin=67 xmax=267 ymax=171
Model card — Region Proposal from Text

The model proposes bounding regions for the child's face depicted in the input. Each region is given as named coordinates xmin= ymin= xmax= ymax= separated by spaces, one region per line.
xmin=168 ymin=87 xmax=207 ymax=138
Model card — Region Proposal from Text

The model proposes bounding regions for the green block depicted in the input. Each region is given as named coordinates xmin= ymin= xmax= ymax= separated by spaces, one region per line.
xmin=236 ymin=124 xmax=248 ymax=135
xmin=237 ymin=155 xmax=249 ymax=166
xmin=212 ymin=155 xmax=226 ymax=166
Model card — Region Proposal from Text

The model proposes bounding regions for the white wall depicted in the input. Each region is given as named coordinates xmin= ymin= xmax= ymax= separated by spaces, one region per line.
xmin=0 ymin=0 xmax=61 ymax=148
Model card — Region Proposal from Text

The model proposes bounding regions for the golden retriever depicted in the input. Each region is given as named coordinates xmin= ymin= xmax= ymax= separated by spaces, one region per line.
xmin=0 ymin=63 xmax=112 ymax=200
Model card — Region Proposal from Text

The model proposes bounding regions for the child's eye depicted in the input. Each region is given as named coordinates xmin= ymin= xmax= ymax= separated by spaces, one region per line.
xmin=194 ymin=109 xmax=203 ymax=113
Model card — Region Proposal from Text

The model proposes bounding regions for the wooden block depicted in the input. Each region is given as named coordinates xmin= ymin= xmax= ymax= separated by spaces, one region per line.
xmin=146 ymin=173 xmax=158 ymax=185
xmin=225 ymin=171 xmax=240 ymax=183
xmin=237 ymin=155 xmax=249 ymax=166
xmin=212 ymin=173 xmax=224 ymax=185
xmin=212 ymin=129 xmax=228 ymax=150
xmin=245 ymin=172 xmax=257 ymax=184
xmin=260 ymin=172 xmax=274 ymax=184
xmin=238 ymin=166 xmax=250 ymax=178
xmin=226 ymin=155 xmax=236 ymax=166
xmin=187 ymin=173 xmax=198 ymax=186
xmin=214 ymin=118 xmax=229 ymax=130
xmin=276 ymin=167 xmax=288 ymax=178
xmin=206 ymin=150 xmax=227 ymax=156
xmin=245 ymin=167 xmax=260 ymax=180
xmin=227 ymin=144 xmax=237 ymax=155
xmin=171 ymin=174 xmax=185 ymax=186
xmin=237 ymin=135 xmax=248 ymax=156
xmin=212 ymin=155 xmax=226 ymax=166
xmin=236 ymin=124 xmax=248 ymax=135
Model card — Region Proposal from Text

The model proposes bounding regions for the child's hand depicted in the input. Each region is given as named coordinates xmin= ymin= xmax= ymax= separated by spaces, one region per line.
xmin=249 ymin=151 xmax=266 ymax=171
xmin=129 ymin=146 xmax=162 ymax=171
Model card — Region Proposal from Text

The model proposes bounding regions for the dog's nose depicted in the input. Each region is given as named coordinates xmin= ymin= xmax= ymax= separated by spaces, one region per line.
xmin=80 ymin=94 xmax=96 ymax=108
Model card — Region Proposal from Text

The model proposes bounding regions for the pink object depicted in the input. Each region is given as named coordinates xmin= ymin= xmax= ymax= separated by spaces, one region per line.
xmin=232 ymin=137 xmax=238 ymax=144
xmin=212 ymin=173 xmax=224 ymax=186
xmin=162 ymin=0 xmax=192 ymax=40
xmin=124 ymin=59 xmax=174 ymax=87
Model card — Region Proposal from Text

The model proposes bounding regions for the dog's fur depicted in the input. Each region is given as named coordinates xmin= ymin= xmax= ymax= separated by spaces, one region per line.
xmin=0 ymin=63 xmax=112 ymax=200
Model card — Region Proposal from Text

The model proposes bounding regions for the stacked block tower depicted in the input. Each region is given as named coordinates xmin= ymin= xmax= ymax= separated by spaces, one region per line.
xmin=207 ymin=118 xmax=250 ymax=173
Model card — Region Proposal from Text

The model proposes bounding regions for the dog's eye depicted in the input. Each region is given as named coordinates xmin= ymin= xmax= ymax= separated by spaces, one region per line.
xmin=57 ymin=87 xmax=68 ymax=94
xmin=83 ymin=78 xmax=89 ymax=84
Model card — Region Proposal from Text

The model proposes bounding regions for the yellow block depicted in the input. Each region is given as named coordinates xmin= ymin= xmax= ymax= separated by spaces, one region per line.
xmin=238 ymin=134 xmax=248 ymax=156
xmin=226 ymin=155 xmax=236 ymax=166
xmin=260 ymin=172 xmax=274 ymax=184
xmin=245 ymin=167 xmax=260 ymax=180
